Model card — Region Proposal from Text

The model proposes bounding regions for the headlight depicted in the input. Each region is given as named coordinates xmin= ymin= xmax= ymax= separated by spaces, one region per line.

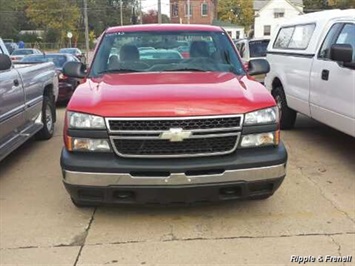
xmin=68 ymin=138 xmax=111 ymax=152
xmin=68 ymin=112 xmax=106 ymax=129
xmin=244 ymin=107 xmax=279 ymax=125
xmin=240 ymin=131 xmax=279 ymax=148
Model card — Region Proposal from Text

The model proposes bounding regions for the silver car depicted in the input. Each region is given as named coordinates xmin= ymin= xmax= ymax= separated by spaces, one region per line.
xmin=10 ymin=48 xmax=43 ymax=62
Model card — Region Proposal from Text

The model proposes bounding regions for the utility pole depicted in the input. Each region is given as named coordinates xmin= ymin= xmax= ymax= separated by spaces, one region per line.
xmin=187 ymin=0 xmax=190 ymax=24
xmin=83 ymin=0 xmax=90 ymax=62
xmin=140 ymin=0 xmax=143 ymax=24
xmin=120 ymin=0 xmax=123 ymax=25
xmin=158 ymin=0 xmax=162 ymax=23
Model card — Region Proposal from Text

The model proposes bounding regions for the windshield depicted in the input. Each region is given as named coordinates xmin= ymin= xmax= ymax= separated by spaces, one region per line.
xmin=249 ymin=40 xmax=270 ymax=58
xmin=21 ymin=54 xmax=69 ymax=68
xmin=12 ymin=49 xmax=34 ymax=55
xmin=90 ymin=30 xmax=244 ymax=77
xmin=60 ymin=49 xmax=76 ymax=54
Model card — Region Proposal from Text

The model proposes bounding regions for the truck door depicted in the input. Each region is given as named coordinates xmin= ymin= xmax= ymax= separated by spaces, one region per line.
xmin=0 ymin=57 xmax=26 ymax=150
xmin=310 ymin=22 xmax=355 ymax=137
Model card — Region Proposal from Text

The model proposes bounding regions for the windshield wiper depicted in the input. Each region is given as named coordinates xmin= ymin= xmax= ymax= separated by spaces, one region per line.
xmin=98 ymin=68 xmax=143 ymax=74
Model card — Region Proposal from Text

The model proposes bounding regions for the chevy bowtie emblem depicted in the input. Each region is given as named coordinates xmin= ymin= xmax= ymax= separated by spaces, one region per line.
xmin=160 ymin=128 xmax=192 ymax=142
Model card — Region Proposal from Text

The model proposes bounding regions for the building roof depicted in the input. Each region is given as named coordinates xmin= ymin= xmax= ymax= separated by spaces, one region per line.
xmin=253 ymin=0 xmax=303 ymax=10
xmin=276 ymin=8 xmax=355 ymax=26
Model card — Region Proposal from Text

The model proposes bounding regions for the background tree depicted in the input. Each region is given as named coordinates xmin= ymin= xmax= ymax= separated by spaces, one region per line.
xmin=0 ymin=0 xmax=33 ymax=39
xmin=218 ymin=0 xmax=254 ymax=30
xmin=304 ymin=0 xmax=355 ymax=11
xmin=0 ymin=1 xmax=17 ymax=38
xmin=142 ymin=9 xmax=170 ymax=24
xmin=25 ymin=0 xmax=80 ymax=45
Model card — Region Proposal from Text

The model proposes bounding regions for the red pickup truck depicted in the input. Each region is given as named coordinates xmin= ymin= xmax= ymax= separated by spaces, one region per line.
xmin=61 ymin=24 xmax=287 ymax=207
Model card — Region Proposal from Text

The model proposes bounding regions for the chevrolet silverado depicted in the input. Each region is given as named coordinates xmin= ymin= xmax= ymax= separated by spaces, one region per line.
xmin=61 ymin=24 xmax=287 ymax=207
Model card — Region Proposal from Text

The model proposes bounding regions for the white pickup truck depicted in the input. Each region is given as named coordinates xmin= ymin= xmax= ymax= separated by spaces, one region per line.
xmin=265 ymin=9 xmax=355 ymax=137
xmin=0 ymin=38 xmax=59 ymax=161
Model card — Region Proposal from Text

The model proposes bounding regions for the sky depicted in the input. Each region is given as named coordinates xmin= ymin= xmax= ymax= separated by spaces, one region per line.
xmin=141 ymin=0 xmax=170 ymax=16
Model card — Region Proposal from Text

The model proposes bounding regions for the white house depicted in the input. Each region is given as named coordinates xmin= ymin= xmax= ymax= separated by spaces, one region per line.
xmin=212 ymin=19 xmax=245 ymax=40
xmin=253 ymin=0 xmax=304 ymax=38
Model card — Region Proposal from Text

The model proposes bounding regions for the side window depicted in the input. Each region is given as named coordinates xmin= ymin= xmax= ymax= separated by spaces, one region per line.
xmin=172 ymin=3 xmax=178 ymax=17
xmin=235 ymin=43 xmax=240 ymax=51
xmin=201 ymin=3 xmax=208 ymax=16
xmin=274 ymin=24 xmax=315 ymax=50
xmin=335 ymin=24 xmax=355 ymax=61
xmin=264 ymin=25 xmax=271 ymax=36
xmin=239 ymin=42 xmax=245 ymax=58
xmin=318 ymin=23 xmax=343 ymax=60
xmin=288 ymin=24 xmax=316 ymax=49
xmin=274 ymin=27 xmax=294 ymax=48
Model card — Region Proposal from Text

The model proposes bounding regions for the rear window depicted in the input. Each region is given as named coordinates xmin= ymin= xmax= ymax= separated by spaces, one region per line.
xmin=12 ymin=50 xmax=34 ymax=55
xmin=273 ymin=24 xmax=316 ymax=50
xmin=12 ymin=49 xmax=35 ymax=55
xmin=249 ymin=40 xmax=270 ymax=57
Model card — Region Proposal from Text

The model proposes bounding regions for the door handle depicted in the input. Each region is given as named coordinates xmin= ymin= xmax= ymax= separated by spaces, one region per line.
xmin=13 ymin=79 xmax=19 ymax=86
xmin=321 ymin=70 xmax=329 ymax=81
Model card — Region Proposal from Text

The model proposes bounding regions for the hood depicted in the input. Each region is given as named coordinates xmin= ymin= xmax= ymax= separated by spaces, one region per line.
xmin=68 ymin=72 xmax=275 ymax=117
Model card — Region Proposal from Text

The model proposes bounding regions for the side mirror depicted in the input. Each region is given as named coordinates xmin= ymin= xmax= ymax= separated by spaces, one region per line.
xmin=63 ymin=61 xmax=86 ymax=78
xmin=330 ymin=44 xmax=353 ymax=63
xmin=0 ymin=54 xmax=12 ymax=71
xmin=248 ymin=59 xmax=270 ymax=76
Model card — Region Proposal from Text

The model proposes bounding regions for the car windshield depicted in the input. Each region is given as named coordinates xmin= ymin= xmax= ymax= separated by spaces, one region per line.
xmin=12 ymin=49 xmax=34 ymax=55
xmin=90 ymin=30 xmax=244 ymax=77
xmin=249 ymin=40 xmax=270 ymax=58
xmin=60 ymin=48 xmax=76 ymax=54
xmin=21 ymin=54 xmax=69 ymax=68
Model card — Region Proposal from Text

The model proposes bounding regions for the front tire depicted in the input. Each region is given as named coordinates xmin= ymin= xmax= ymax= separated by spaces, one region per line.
xmin=272 ymin=86 xmax=297 ymax=129
xmin=35 ymin=96 xmax=55 ymax=140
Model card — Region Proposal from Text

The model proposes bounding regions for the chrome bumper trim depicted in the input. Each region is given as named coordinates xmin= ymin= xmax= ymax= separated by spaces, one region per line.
xmin=63 ymin=164 xmax=286 ymax=187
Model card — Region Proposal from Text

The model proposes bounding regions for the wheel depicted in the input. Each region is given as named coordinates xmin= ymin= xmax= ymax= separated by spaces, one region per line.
xmin=35 ymin=96 xmax=55 ymax=140
xmin=272 ymin=86 xmax=297 ymax=129
xmin=71 ymin=197 xmax=98 ymax=208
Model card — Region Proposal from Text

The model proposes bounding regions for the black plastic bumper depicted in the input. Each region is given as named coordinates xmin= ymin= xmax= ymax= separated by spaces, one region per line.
xmin=64 ymin=177 xmax=284 ymax=205
xmin=61 ymin=143 xmax=287 ymax=205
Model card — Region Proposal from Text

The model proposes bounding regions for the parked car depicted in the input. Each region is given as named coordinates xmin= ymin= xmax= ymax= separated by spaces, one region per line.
xmin=0 ymin=38 xmax=10 ymax=55
xmin=0 ymin=38 xmax=58 ymax=162
xmin=21 ymin=53 xmax=82 ymax=103
xmin=10 ymin=48 xmax=43 ymax=62
xmin=236 ymin=38 xmax=270 ymax=61
xmin=4 ymin=42 xmax=18 ymax=54
xmin=60 ymin=24 xmax=287 ymax=207
xmin=235 ymin=38 xmax=270 ymax=83
xmin=59 ymin=48 xmax=86 ymax=64
xmin=265 ymin=9 xmax=355 ymax=137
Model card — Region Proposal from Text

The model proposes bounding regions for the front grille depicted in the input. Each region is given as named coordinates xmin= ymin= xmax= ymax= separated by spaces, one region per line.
xmin=112 ymin=136 xmax=238 ymax=157
xmin=108 ymin=116 xmax=241 ymax=131
xmin=107 ymin=115 xmax=242 ymax=158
